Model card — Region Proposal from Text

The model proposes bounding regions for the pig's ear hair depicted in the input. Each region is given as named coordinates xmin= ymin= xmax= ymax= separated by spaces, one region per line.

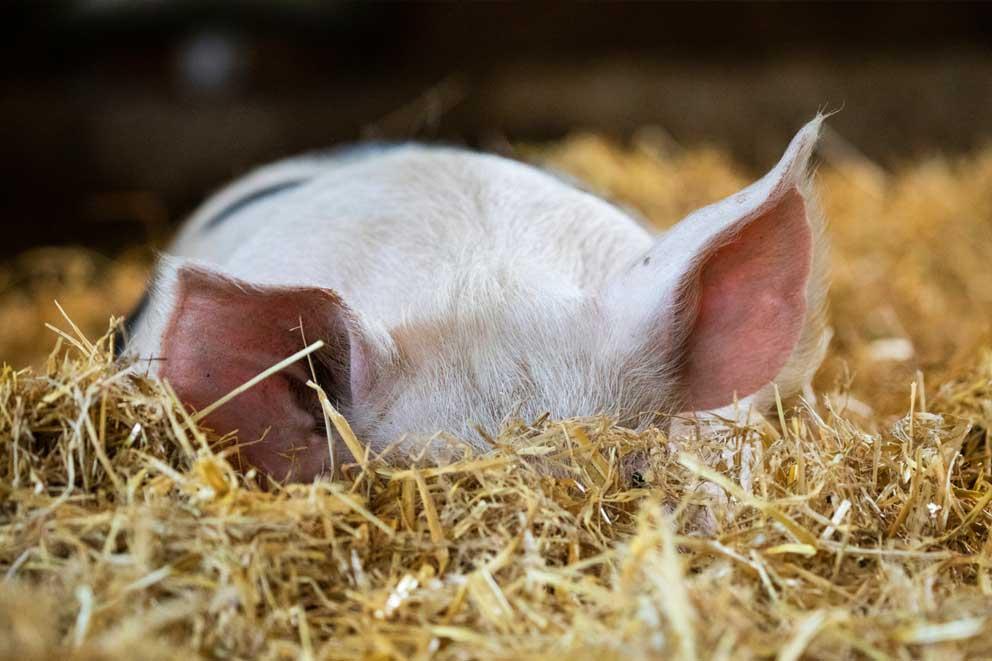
xmin=606 ymin=117 xmax=829 ymax=412
xmin=158 ymin=265 xmax=392 ymax=482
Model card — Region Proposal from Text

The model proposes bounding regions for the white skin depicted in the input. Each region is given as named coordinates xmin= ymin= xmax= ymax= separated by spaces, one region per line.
xmin=124 ymin=118 xmax=829 ymax=482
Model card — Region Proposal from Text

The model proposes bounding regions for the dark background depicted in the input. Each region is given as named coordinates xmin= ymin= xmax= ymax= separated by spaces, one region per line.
xmin=4 ymin=1 xmax=992 ymax=258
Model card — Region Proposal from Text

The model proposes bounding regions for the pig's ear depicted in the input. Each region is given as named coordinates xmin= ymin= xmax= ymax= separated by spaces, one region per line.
xmin=606 ymin=117 xmax=829 ymax=412
xmin=159 ymin=265 xmax=388 ymax=482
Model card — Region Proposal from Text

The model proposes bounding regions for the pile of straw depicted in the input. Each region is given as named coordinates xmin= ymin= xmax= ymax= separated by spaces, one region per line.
xmin=2 ymin=132 xmax=992 ymax=659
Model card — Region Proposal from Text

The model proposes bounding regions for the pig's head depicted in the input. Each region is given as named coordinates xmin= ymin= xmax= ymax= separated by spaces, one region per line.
xmin=145 ymin=118 xmax=828 ymax=482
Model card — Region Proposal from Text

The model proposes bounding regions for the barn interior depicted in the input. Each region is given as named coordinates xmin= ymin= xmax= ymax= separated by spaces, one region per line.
xmin=3 ymin=3 xmax=992 ymax=659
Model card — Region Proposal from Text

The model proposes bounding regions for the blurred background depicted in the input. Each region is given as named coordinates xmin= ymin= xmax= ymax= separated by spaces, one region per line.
xmin=4 ymin=1 xmax=992 ymax=257
xmin=5 ymin=1 xmax=992 ymax=408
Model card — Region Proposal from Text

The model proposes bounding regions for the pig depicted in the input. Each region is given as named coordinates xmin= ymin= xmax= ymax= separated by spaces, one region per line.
xmin=120 ymin=118 xmax=829 ymax=482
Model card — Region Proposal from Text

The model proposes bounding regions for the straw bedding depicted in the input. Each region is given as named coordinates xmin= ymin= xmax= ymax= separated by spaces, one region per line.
xmin=2 ymin=133 xmax=992 ymax=659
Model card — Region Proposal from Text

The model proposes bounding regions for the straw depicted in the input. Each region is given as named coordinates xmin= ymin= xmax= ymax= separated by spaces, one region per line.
xmin=4 ymin=135 xmax=992 ymax=659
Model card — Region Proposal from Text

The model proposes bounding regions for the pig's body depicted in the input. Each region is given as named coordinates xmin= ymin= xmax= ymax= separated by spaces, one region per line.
xmin=125 ymin=119 xmax=829 ymax=481
xmin=168 ymin=146 xmax=651 ymax=328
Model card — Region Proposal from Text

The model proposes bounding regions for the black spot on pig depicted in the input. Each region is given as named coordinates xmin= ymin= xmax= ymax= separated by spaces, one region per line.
xmin=204 ymin=180 xmax=306 ymax=231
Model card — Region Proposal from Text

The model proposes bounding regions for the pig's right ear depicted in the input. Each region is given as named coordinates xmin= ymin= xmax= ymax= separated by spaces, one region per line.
xmin=157 ymin=265 xmax=391 ymax=482
xmin=604 ymin=117 xmax=829 ymax=414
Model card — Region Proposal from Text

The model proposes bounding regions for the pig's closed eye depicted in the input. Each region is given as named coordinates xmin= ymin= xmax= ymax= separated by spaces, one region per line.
xmin=286 ymin=358 xmax=340 ymax=434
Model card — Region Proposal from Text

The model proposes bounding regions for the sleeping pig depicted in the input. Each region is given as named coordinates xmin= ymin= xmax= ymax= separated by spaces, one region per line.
xmin=120 ymin=117 xmax=829 ymax=482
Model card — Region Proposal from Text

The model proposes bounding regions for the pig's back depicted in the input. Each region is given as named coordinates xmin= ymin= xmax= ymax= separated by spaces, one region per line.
xmin=167 ymin=145 xmax=653 ymax=326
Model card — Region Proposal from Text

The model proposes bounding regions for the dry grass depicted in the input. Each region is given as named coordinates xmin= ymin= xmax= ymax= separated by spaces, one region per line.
xmin=3 ymin=133 xmax=992 ymax=659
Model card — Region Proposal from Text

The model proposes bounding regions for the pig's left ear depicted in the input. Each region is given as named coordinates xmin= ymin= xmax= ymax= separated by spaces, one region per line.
xmin=158 ymin=265 xmax=390 ymax=482
xmin=605 ymin=117 xmax=829 ymax=412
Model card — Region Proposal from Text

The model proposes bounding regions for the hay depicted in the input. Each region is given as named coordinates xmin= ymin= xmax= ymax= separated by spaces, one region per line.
xmin=3 ymin=134 xmax=992 ymax=659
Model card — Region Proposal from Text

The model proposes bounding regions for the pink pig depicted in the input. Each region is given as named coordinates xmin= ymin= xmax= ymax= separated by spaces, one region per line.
xmin=122 ymin=118 xmax=829 ymax=481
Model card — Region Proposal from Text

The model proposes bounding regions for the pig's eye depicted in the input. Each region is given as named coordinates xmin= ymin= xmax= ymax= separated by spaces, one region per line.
xmin=286 ymin=354 xmax=343 ymax=435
